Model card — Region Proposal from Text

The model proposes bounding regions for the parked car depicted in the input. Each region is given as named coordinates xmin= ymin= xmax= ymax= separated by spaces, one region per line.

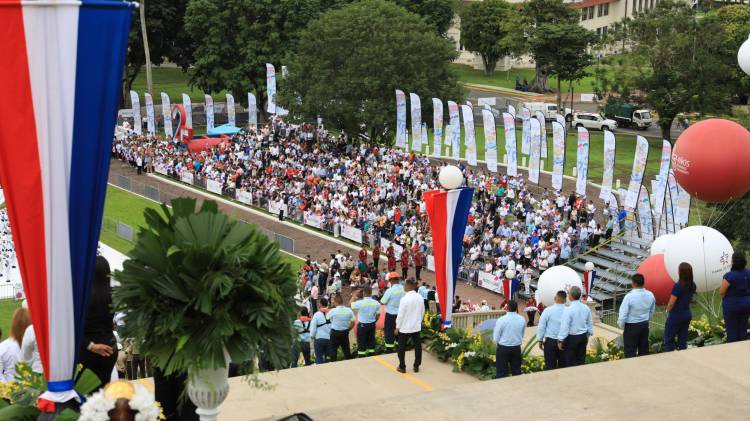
xmin=571 ymin=112 xmax=617 ymax=131
xmin=603 ymin=103 xmax=653 ymax=130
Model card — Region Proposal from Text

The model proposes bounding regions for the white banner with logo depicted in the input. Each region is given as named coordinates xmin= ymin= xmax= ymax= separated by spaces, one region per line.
xmin=236 ymin=189 xmax=253 ymax=205
xmin=461 ymin=104 xmax=477 ymax=166
xmin=676 ymin=184 xmax=691 ymax=225
xmin=638 ymin=185 xmax=655 ymax=241
xmin=206 ymin=179 xmax=222 ymax=195
xmin=226 ymin=94 xmax=236 ymax=126
xmin=502 ymin=112 xmax=518 ymax=177
xmin=625 ymin=136 xmax=650 ymax=211
xmin=268 ymin=200 xmax=288 ymax=216
xmin=477 ymin=271 xmax=502 ymax=294
xmin=305 ymin=213 xmax=322 ymax=229
xmin=154 ymin=162 xmax=168 ymax=175
xmin=161 ymin=92 xmax=173 ymax=137
xmin=507 ymin=104 xmax=516 ymax=119
xmin=341 ymin=224 xmax=363 ymax=243
xmin=576 ymin=127 xmax=590 ymax=195
xmin=247 ymin=92 xmax=258 ymax=128
xmin=535 ymin=111 xmax=547 ymax=158
xmin=182 ymin=93 xmax=193 ymax=128
xmin=180 ymin=170 xmax=194 ymax=185
xmin=528 ymin=118 xmax=541 ymax=183
xmin=204 ymin=94 xmax=214 ymax=131
xmin=432 ymin=98 xmax=443 ymax=157
xmin=395 ymin=90 xmax=407 ymax=149
xmin=551 ymin=120 xmax=565 ymax=191
xmin=521 ymin=107 xmax=531 ymax=155
xmin=410 ymin=93 xmax=422 ymax=152
xmin=144 ymin=93 xmax=155 ymax=135
xmin=653 ymin=140 xmax=672 ymax=215
xmin=599 ymin=130 xmax=616 ymax=200
xmin=427 ymin=255 xmax=435 ymax=271
xmin=448 ymin=101 xmax=460 ymax=160
xmin=266 ymin=63 xmax=277 ymax=114
xmin=482 ymin=109 xmax=498 ymax=173
xmin=129 ymin=90 xmax=142 ymax=135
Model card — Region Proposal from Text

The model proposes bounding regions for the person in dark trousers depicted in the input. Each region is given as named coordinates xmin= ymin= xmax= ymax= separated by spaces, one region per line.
xmin=536 ymin=291 xmax=567 ymax=370
xmin=664 ymin=263 xmax=696 ymax=351
xmin=327 ymin=294 xmax=355 ymax=361
xmin=492 ymin=300 xmax=525 ymax=378
xmin=400 ymin=249 xmax=410 ymax=280
xmin=396 ymin=278 xmax=425 ymax=373
xmin=720 ymin=252 xmax=750 ymax=342
xmin=557 ymin=286 xmax=592 ymax=367
xmin=154 ymin=370 xmax=199 ymax=421
xmin=79 ymin=256 xmax=118 ymax=389
xmin=351 ymin=286 xmax=381 ymax=356
xmin=291 ymin=307 xmax=312 ymax=367
xmin=413 ymin=249 xmax=424 ymax=281
xmin=381 ymin=272 xmax=405 ymax=352
xmin=618 ymin=274 xmax=655 ymax=358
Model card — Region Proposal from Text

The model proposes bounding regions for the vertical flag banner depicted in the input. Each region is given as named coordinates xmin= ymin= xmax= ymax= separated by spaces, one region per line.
xmin=637 ymin=185 xmax=655 ymax=241
xmin=502 ymin=277 xmax=520 ymax=300
xmin=555 ymin=113 xmax=566 ymax=129
xmin=507 ymin=104 xmax=516 ymax=119
xmin=535 ymin=111 xmax=547 ymax=158
xmin=625 ymin=136 xmax=650 ymax=211
xmin=281 ymin=65 xmax=289 ymax=79
xmin=599 ymin=130 xmax=616 ymax=200
xmin=528 ymin=118 xmax=541 ymax=183
xmin=423 ymin=188 xmax=474 ymax=328
xmin=576 ymin=127 xmax=590 ymax=195
xmin=421 ymin=123 xmax=428 ymax=154
xmin=667 ymin=170 xmax=679 ymax=232
xmin=551 ymin=121 xmax=566 ymax=191
xmin=0 ymin=0 xmax=133 ymax=403
xmin=161 ymin=92 xmax=172 ymax=137
xmin=144 ymin=93 xmax=155 ymax=135
xmin=130 ymin=90 xmax=142 ymax=135
xmin=583 ymin=270 xmax=596 ymax=299
xmin=461 ymin=104 xmax=477 ymax=166
xmin=395 ymin=90 xmax=407 ymax=149
xmin=181 ymin=93 xmax=193 ymax=129
xmin=266 ymin=63 xmax=276 ymax=114
xmin=676 ymin=185 xmax=691 ymax=226
xmin=432 ymin=98 xmax=443 ymax=157
xmin=653 ymin=140 xmax=672 ymax=215
xmin=482 ymin=109 xmax=498 ymax=173
xmin=409 ymin=93 xmax=422 ymax=152
xmin=204 ymin=94 xmax=214 ymax=131
xmin=448 ymin=101 xmax=460 ymax=160
xmin=247 ymin=93 xmax=258 ymax=129
xmin=502 ymin=112 xmax=518 ymax=177
xmin=521 ymin=107 xmax=531 ymax=155
xmin=226 ymin=93 xmax=236 ymax=126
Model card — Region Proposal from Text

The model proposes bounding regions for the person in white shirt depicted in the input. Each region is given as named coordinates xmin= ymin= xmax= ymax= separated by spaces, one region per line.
xmin=0 ymin=307 xmax=31 ymax=381
xmin=21 ymin=324 xmax=42 ymax=373
xmin=395 ymin=278 xmax=425 ymax=373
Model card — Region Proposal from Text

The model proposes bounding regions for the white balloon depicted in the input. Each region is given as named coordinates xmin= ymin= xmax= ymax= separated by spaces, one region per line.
xmin=650 ymin=234 xmax=675 ymax=256
xmin=536 ymin=265 xmax=583 ymax=306
xmin=438 ymin=165 xmax=463 ymax=190
xmin=664 ymin=226 xmax=733 ymax=292
xmin=584 ymin=261 xmax=595 ymax=272
xmin=505 ymin=269 xmax=516 ymax=279
xmin=739 ymin=35 xmax=750 ymax=76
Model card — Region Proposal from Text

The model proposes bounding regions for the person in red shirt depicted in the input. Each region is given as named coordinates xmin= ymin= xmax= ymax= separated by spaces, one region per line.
xmin=387 ymin=254 xmax=397 ymax=272
xmin=372 ymin=246 xmax=380 ymax=268
xmin=400 ymin=249 xmax=410 ymax=279
xmin=413 ymin=249 xmax=424 ymax=281
xmin=359 ymin=247 xmax=367 ymax=263
xmin=386 ymin=244 xmax=394 ymax=259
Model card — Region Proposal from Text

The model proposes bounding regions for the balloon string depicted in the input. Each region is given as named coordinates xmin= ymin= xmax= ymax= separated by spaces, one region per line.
xmin=709 ymin=198 xmax=739 ymax=229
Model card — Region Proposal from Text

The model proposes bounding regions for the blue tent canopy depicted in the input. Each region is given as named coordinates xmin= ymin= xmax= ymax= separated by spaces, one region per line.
xmin=207 ymin=124 xmax=241 ymax=135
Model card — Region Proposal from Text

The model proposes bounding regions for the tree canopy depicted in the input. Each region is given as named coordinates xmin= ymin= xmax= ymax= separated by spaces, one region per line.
xmin=278 ymin=0 xmax=463 ymax=144
xmin=459 ymin=0 xmax=521 ymax=75
xmin=708 ymin=5 xmax=750 ymax=101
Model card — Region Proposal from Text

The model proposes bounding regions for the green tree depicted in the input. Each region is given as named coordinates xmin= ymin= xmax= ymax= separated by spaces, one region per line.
xmin=522 ymin=0 xmax=580 ymax=93
xmin=124 ymin=0 xmax=194 ymax=105
xmin=625 ymin=1 xmax=732 ymax=141
xmin=278 ymin=0 xmax=463 ymax=145
xmin=530 ymin=23 xmax=594 ymax=107
xmin=709 ymin=5 xmax=750 ymax=101
xmin=712 ymin=192 xmax=750 ymax=254
xmin=391 ymin=0 xmax=457 ymax=36
xmin=459 ymin=0 xmax=520 ymax=76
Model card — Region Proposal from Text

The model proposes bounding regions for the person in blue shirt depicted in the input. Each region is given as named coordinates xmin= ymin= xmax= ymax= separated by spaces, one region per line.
xmin=418 ymin=282 xmax=429 ymax=311
xmin=617 ymin=207 xmax=627 ymax=231
xmin=310 ymin=298 xmax=332 ymax=364
xmin=492 ymin=301 xmax=526 ymax=379
xmin=328 ymin=294 xmax=355 ymax=361
xmin=618 ymin=274 xmax=655 ymax=358
xmin=291 ymin=307 xmax=312 ymax=367
xmin=720 ymin=252 xmax=750 ymax=342
xmin=380 ymin=272 xmax=405 ymax=351
xmin=664 ymin=263 xmax=696 ymax=351
xmin=351 ymin=286 xmax=381 ymax=356
xmin=557 ymin=286 xmax=593 ymax=367
xmin=536 ymin=290 xmax=567 ymax=370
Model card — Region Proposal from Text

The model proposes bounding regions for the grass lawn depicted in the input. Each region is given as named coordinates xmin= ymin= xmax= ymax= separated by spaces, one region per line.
xmin=451 ymin=63 xmax=598 ymax=94
xmin=0 ymin=299 xmax=21 ymax=341
xmin=129 ymin=67 xmax=228 ymax=104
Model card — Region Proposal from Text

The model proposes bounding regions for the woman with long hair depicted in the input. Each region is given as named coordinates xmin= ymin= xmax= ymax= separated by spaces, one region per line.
xmin=0 ymin=307 xmax=32 ymax=380
xmin=663 ymin=262 xmax=696 ymax=351
xmin=79 ymin=256 xmax=118 ymax=388
xmin=720 ymin=252 xmax=750 ymax=342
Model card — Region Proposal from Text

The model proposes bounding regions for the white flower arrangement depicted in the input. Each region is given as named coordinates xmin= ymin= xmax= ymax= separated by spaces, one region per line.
xmin=446 ymin=343 xmax=458 ymax=349
xmin=463 ymin=351 xmax=476 ymax=357
xmin=79 ymin=381 xmax=164 ymax=421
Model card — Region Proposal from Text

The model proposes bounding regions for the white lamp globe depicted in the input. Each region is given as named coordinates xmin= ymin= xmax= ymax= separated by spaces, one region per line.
xmin=505 ymin=269 xmax=516 ymax=279
xmin=584 ymin=261 xmax=595 ymax=272
xmin=664 ymin=226 xmax=733 ymax=292
xmin=739 ymin=34 xmax=750 ymax=76
xmin=536 ymin=265 xmax=583 ymax=306
xmin=438 ymin=165 xmax=463 ymax=190
xmin=650 ymin=234 xmax=674 ymax=256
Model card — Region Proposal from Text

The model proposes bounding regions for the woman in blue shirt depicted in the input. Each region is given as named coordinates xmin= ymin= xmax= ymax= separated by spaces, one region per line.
xmin=663 ymin=263 xmax=696 ymax=351
xmin=721 ymin=252 xmax=750 ymax=342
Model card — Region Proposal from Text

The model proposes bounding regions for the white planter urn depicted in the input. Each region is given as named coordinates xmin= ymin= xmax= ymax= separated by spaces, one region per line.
xmin=187 ymin=351 xmax=230 ymax=421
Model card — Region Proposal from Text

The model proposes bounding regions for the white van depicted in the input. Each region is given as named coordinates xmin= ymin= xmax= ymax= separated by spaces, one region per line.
xmin=520 ymin=102 xmax=572 ymax=121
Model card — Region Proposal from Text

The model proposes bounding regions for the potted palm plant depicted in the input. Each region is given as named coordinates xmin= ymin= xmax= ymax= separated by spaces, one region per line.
xmin=113 ymin=198 xmax=298 ymax=420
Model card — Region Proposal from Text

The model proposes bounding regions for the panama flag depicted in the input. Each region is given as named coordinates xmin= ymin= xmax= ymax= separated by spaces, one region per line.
xmin=423 ymin=187 xmax=474 ymax=329
xmin=501 ymin=277 xmax=520 ymax=300
xmin=583 ymin=270 xmax=596 ymax=299
xmin=0 ymin=0 xmax=133 ymax=403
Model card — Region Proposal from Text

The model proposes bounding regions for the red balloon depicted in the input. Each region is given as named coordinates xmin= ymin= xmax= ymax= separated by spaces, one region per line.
xmin=637 ymin=254 xmax=674 ymax=305
xmin=672 ymin=118 xmax=750 ymax=203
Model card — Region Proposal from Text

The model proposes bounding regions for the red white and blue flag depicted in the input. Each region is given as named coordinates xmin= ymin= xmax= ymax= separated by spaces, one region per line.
xmin=0 ymin=0 xmax=133 ymax=402
xmin=583 ymin=270 xmax=596 ymax=298
xmin=501 ymin=277 xmax=520 ymax=300
xmin=424 ymin=187 xmax=473 ymax=328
